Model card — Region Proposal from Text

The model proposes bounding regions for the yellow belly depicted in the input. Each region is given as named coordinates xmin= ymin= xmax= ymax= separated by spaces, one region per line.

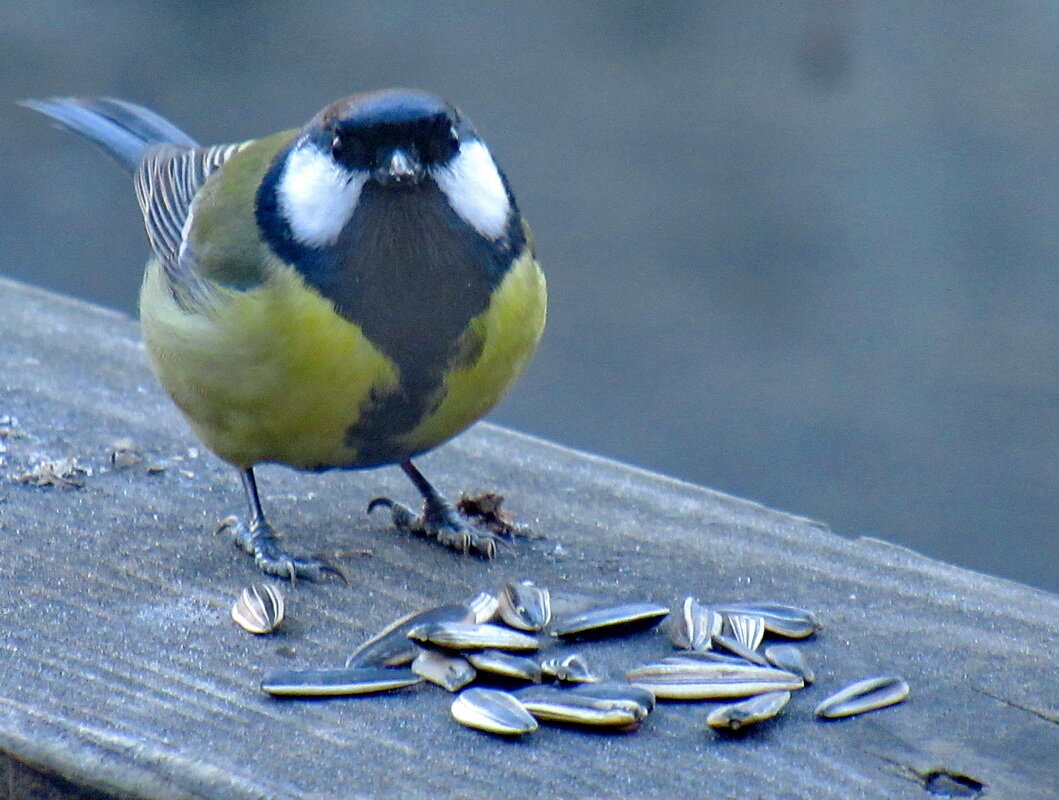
xmin=139 ymin=251 xmax=546 ymax=470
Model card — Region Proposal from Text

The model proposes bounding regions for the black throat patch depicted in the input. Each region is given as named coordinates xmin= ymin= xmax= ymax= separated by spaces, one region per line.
xmin=257 ymin=163 xmax=525 ymax=466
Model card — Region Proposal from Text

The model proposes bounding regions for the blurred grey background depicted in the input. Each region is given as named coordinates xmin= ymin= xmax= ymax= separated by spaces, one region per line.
xmin=2 ymin=2 xmax=1056 ymax=592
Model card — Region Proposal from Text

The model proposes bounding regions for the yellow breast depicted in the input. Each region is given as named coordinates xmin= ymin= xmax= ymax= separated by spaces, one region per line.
xmin=139 ymin=248 xmax=545 ymax=471
xmin=399 ymin=247 xmax=547 ymax=457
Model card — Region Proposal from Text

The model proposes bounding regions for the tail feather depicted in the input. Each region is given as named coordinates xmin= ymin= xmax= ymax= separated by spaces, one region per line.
xmin=20 ymin=97 xmax=197 ymax=173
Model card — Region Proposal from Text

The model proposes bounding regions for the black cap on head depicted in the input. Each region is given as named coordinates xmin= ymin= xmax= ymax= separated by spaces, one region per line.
xmin=313 ymin=89 xmax=474 ymax=180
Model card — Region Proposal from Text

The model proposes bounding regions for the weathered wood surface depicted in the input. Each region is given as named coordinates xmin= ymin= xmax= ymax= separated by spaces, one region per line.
xmin=0 ymin=275 xmax=1056 ymax=800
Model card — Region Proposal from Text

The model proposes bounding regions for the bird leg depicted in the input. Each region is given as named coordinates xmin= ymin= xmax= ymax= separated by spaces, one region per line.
xmin=219 ymin=467 xmax=345 ymax=582
xmin=367 ymin=460 xmax=501 ymax=558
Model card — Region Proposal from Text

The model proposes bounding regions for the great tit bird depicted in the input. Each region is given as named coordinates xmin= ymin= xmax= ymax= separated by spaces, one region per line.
xmin=25 ymin=91 xmax=546 ymax=580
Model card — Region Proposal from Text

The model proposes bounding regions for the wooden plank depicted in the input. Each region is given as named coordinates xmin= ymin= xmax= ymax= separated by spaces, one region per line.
xmin=0 ymin=275 xmax=1056 ymax=800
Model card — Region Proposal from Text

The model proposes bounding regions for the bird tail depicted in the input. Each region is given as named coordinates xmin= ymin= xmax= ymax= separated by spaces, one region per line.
xmin=20 ymin=97 xmax=198 ymax=173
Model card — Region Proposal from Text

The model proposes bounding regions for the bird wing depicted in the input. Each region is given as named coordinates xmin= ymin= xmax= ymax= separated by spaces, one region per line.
xmin=134 ymin=141 xmax=245 ymax=298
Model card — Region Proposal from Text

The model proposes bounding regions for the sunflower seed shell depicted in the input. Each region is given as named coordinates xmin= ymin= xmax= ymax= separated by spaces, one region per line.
xmin=717 ymin=602 xmax=821 ymax=639
xmin=551 ymin=602 xmax=670 ymax=640
xmin=466 ymin=592 xmax=501 ymax=624
xmin=815 ymin=676 xmax=910 ymax=719
xmin=669 ymin=597 xmax=722 ymax=650
xmin=515 ymin=685 xmax=648 ymax=730
xmin=498 ymin=580 xmax=552 ymax=631
xmin=231 ymin=583 xmax=285 ymax=634
xmin=764 ymin=644 xmax=814 ymax=683
xmin=540 ymin=653 xmax=602 ymax=683
xmin=725 ymin=613 xmax=766 ymax=651
xmin=570 ymin=681 xmax=656 ymax=715
xmin=451 ymin=687 xmax=538 ymax=735
xmin=347 ymin=603 xmax=476 ymax=667
xmin=626 ymin=661 xmax=804 ymax=700
xmin=411 ymin=650 xmax=476 ymax=692
xmin=660 ymin=651 xmax=752 ymax=667
xmin=467 ymin=650 xmax=543 ymax=683
xmin=261 ymin=667 xmax=421 ymax=697
xmin=408 ymin=622 xmax=539 ymax=652
xmin=710 ymin=633 xmax=770 ymax=666
xmin=707 ymin=690 xmax=791 ymax=731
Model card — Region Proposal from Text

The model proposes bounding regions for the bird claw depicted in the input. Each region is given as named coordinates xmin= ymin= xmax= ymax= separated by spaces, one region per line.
xmin=367 ymin=496 xmax=499 ymax=558
xmin=218 ymin=515 xmax=347 ymax=583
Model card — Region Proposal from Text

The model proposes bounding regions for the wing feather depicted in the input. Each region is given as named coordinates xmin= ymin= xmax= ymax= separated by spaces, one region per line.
xmin=134 ymin=142 xmax=245 ymax=300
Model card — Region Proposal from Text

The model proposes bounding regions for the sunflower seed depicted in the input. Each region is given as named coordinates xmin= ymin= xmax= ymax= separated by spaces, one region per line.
xmin=231 ymin=583 xmax=285 ymax=634
xmin=551 ymin=602 xmax=669 ymax=640
xmin=571 ymin=681 xmax=656 ymax=715
xmin=347 ymin=603 xmax=475 ymax=667
xmin=764 ymin=644 xmax=814 ymax=683
xmin=408 ymin=622 xmax=539 ymax=652
xmin=451 ymin=687 xmax=538 ymax=735
xmin=707 ymin=690 xmax=791 ymax=731
xmin=626 ymin=661 xmax=804 ymax=700
xmin=466 ymin=650 xmax=543 ymax=683
xmin=717 ymin=602 xmax=821 ymax=639
xmin=710 ymin=633 xmax=770 ymax=666
xmin=498 ymin=580 xmax=551 ymax=631
xmin=660 ymin=651 xmax=752 ymax=667
xmin=411 ymin=650 xmax=476 ymax=692
xmin=725 ymin=613 xmax=765 ymax=651
xmin=514 ymin=684 xmax=649 ymax=730
xmin=261 ymin=667 xmax=421 ymax=697
xmin=540 ymin=653 xmax=602 ymax=683
xmin=669 ymin=597 xmax=722 ymax=650
xmin=815 ymin=676 xmax=910 ymax=719
xmin=466 ymin=592 xmax=500 ymax=624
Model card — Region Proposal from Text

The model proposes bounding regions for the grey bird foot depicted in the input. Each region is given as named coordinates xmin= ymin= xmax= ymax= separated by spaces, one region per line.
xmin=217 ymin=516 xmax=347 ymax=583
xmin=367 ymin=497 xmax=500 ymax=558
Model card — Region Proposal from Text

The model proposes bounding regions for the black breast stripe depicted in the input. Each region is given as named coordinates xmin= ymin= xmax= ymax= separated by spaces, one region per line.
xmin=257 ymin=163 xmax=524 ymax=466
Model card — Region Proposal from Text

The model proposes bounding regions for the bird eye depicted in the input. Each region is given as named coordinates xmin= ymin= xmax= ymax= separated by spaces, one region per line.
xmin=331 ymin=132 xmax=371 ymax=168
xmin=422 ymin=125 xmax=459 ymax=165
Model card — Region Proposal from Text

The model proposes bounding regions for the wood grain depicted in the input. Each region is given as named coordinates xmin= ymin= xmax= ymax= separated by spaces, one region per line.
xmin=0 ymin=277 xmax=1055 ymax=799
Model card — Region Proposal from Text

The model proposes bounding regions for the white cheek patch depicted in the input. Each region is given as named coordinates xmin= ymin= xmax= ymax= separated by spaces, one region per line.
xmin=278 ymin=143 xmax=366 ymax=247
xmin=432 ymin=140 xmax=511 ymax=239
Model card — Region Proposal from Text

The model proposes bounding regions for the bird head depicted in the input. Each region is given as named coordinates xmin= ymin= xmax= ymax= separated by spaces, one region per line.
xmin=320 ymin=90 xmax=458 ymax=186
xmin=264 ymin=89 xmax=513 ymax=251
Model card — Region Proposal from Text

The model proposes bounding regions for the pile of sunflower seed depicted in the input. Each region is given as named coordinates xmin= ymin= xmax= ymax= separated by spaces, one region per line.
xmin=243 ymin=580 xmax=910 ymax=737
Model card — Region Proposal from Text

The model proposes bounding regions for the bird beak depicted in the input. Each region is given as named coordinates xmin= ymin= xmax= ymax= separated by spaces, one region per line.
xmin=373 ymin=148 xmax=423 ymax=186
